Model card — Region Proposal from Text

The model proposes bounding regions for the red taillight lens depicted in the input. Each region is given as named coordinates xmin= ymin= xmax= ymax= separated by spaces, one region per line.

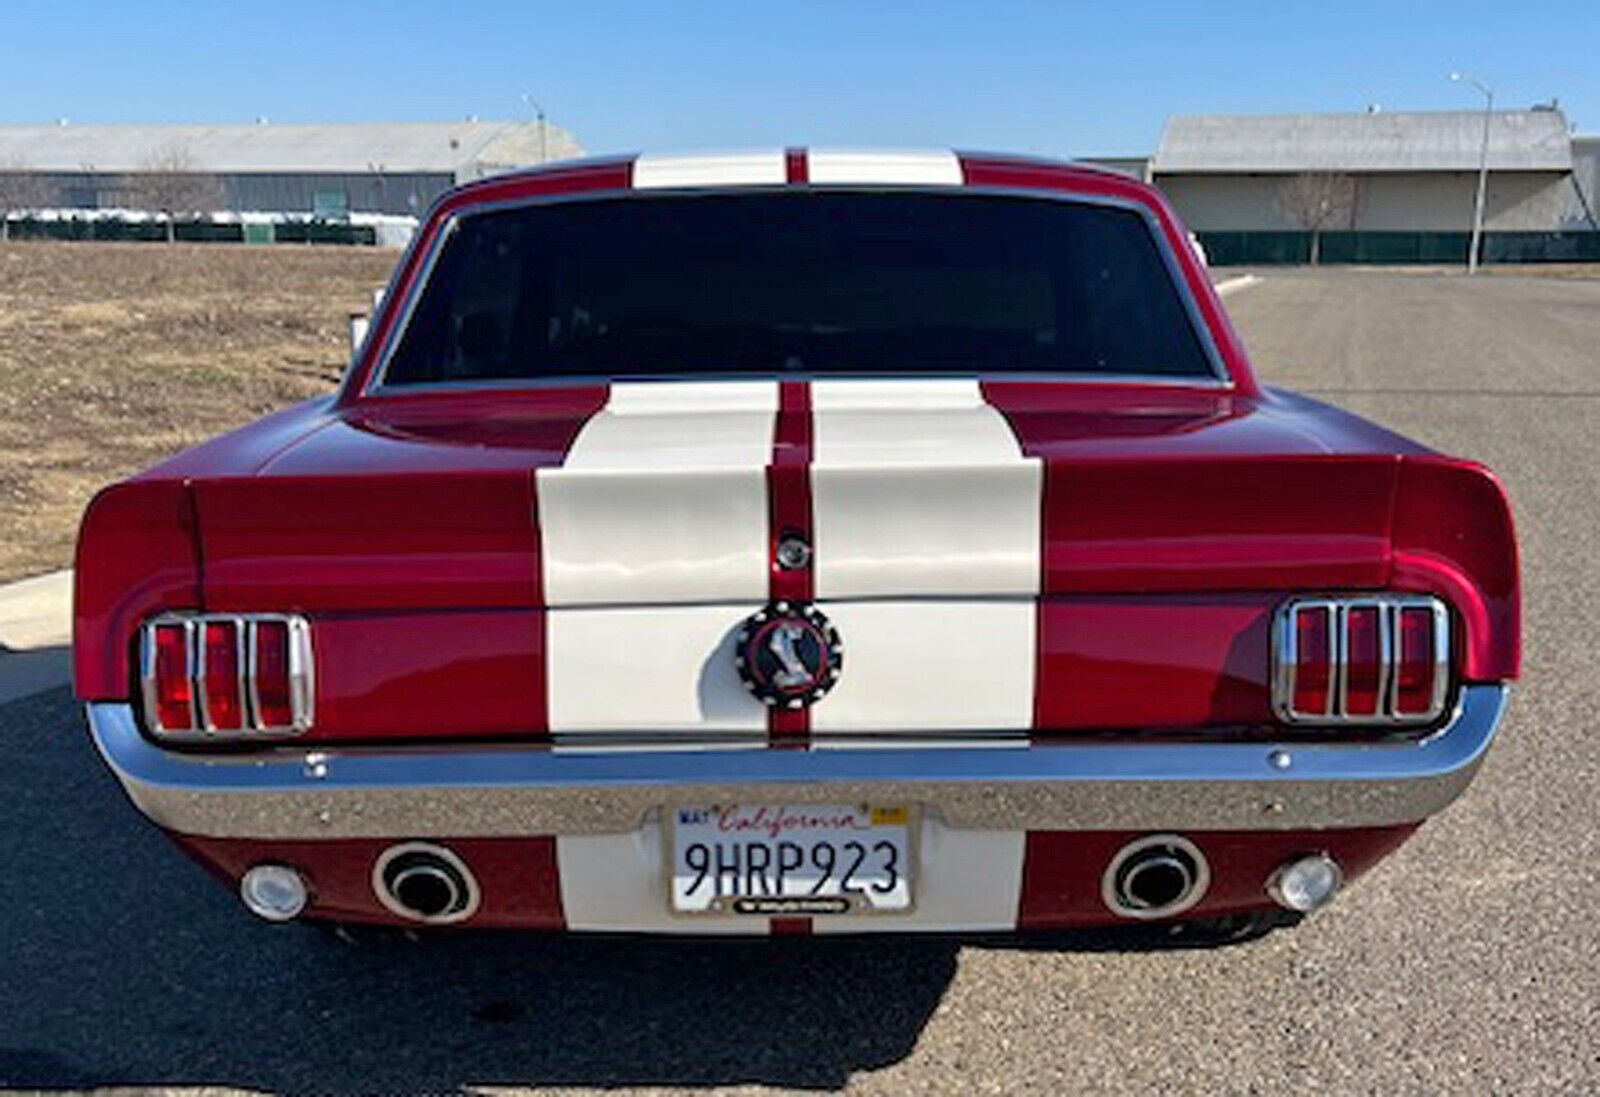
xmin=1342 ymin=606 xmax=1383 ymax=717
xmin=1394 ymin=606 xmax=1439 ymax=716
xmin=253 ymin=620 xmax=293 ymax=729
xmin=152 ymin=622 xmax=193 ymax=730
xmin=201 ymin=621 xmax=243 ymax=730
xmin=1291 ymin=606 xmax=1332 ymax=716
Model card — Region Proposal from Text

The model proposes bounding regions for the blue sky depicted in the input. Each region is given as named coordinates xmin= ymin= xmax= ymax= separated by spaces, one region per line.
xmin=2 ymin=1 xmax=1595 ymax=156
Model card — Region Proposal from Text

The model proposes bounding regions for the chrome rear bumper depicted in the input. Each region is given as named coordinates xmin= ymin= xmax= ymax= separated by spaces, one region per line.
xmin=87 ymin=685 xmax=1506 ymax=840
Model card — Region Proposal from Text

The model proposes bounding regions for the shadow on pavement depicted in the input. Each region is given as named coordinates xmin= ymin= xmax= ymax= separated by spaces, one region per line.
xmin=0 ymin=641 xmax=70 ymax=706
xmin=0 ymin=686 xmax=1252 ymax=1094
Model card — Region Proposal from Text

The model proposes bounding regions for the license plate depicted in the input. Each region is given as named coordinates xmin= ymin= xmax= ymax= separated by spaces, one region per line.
xmin=669 ymin=804 xmax=914 ymax=915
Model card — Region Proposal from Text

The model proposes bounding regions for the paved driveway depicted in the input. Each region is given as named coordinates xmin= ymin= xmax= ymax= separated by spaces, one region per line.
xmin=2 ymin=268 xmax=1596 ymax=1093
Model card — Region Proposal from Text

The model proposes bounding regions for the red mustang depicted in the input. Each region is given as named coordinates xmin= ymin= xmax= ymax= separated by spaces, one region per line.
xmin=77 ymin=149 xmax=1518 ymax=938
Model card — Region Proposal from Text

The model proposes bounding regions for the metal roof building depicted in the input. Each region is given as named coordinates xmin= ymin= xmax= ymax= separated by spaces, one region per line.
xmin=1150 ymin=109 xmax=1592 ymax=235
xmin=1153 ymin=110 xmax=1572 ymax=174
xmin=0 ymin=119 xmax=583 ymax=216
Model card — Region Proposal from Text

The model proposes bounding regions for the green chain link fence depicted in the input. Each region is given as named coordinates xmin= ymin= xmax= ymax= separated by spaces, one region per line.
xmin=4 ymin=217 xmax=376 ymax=245
xmin=1200 ymin=230 xmax=1600 ymax=266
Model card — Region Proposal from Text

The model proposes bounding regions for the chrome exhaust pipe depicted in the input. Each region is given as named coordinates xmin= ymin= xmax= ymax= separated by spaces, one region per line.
xmin=372 ymin=842 xmax=480 ymax=925
xmin=1102 ymin=834 xmax=1210 ymax=920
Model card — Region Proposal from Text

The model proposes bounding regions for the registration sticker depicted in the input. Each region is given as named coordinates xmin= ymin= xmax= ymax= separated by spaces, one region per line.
xmin=668 ymin=804 xmax=915 ymax=915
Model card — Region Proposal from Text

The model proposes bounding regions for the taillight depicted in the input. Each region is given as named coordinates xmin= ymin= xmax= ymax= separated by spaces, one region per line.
xmin=140 ymin=614 xmax=313 ymax=739
xmin=1273 ymin=597 xmax=1450 ymax=725
xmin=1290 ymin=606 xmax=1333 ymax=716
xmin=200 ymin=620 xmax=244 ymax=730
xmin=252 ymin=620 xmax=294 ymax=730
xmin=1342 ymin=606 xmax=1383 ymax=717
xmin=1394 ymin=605 xmax=1445 ymax=717
xmin=149 ymin=621 xmax=194 ymax=730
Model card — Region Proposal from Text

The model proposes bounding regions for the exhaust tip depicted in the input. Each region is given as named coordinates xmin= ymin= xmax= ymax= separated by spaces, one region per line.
xmin=1102 ymin=834 xmax=1210 ymax=920
xmin=372 ymin=842 xmax=480 ymax=925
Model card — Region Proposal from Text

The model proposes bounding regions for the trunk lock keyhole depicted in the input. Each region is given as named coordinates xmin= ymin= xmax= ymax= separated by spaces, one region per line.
xmin=775 ymin=533 xmax=812 ymax=571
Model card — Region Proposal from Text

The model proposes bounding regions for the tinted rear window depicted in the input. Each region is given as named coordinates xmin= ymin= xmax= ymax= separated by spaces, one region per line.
xmin=383 ymin=193 xmax=1215 ymax=385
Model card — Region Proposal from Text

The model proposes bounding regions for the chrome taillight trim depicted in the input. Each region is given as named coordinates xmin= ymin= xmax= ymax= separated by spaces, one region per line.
xmin=139 ymin=613 xmax=314 ymax=740
xmin=1273 ymin=596 xmax=1451 ymax=726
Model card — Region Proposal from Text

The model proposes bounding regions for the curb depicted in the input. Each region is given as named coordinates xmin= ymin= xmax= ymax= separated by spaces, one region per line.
xmin=1214 ymin=274 xmax=1261 ymax=297
xmin=0 ymin=568 xmax=72 ymax=704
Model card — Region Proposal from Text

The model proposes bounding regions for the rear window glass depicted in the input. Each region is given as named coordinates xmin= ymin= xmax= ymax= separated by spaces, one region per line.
xmin=383 ymin=193 xmax=1215 ymax=385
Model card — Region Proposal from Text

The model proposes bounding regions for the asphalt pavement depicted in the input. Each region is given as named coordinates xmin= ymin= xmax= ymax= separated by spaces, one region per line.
xmin=2 ymin=267 xmax=1596 ymax=1094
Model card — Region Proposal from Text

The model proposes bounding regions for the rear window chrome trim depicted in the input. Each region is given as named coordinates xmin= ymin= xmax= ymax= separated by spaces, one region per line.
xmin=357 ymin=370 xmax=1236 ymax=399
xmin=357 ymin=186 xmax=1234 ymax=399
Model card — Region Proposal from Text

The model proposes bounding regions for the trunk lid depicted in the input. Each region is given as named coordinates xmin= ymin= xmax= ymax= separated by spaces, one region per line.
xmin=202 ymin=382 xmax=1400 ymax=608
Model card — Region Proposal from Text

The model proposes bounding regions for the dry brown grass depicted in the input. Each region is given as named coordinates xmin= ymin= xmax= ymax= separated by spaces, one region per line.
xmin=0 ymin=241 xmax=396 ymax=583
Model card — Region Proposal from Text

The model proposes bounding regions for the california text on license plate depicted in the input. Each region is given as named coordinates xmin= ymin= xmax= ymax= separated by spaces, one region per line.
xmin=669 ymin=804 xmax=914 ymax=915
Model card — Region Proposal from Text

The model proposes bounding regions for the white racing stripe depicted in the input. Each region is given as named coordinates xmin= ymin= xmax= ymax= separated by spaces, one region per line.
xmin=538 ymin=381 xmax=776 ymax=607
xmin=633 ymin=150 xmax=787 ymax=189
xmin=810 ymin=600 xmax=1035 ymax=732
xmin=539 ymin=382 xmax=776 ymax=735
xmin=563 ymin=380 xmax=779 ymax=469
xmin=806 ymin=149 xmax=963 ymax=186
xmin=810 ymin=381 xmax=1041 ymax=598
xmin=546 ymin=604 xmax=765 ymax=733
xmin=810 ymin=378 xmax=1022 ymax=463
xmin=809 ymin=380 xmax=1041 ymax=733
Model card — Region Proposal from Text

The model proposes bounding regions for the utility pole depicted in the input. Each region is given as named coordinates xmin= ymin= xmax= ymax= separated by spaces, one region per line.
xmin=521 ymin=92 xmax=549 ymax=163
xmin=1450 ymin=72 xmax=1494 ymax=274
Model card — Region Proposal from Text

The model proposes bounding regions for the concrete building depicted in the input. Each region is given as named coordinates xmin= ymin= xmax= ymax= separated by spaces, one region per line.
xmin=0 ymin=119 xmax=583 ymax=217
xmin=1148 ymin=109 xmax=1592 ymax=233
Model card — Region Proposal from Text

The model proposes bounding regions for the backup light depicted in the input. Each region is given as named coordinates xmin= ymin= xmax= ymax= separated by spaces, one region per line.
xmin=140 ymin=614 xmax=313 ymax=739
xmin=1268 ymin=854 xmax=1343 ymax=913
xmin=1273 ymin=597 xmax=1450 ymax=725
xmin=239 ymin=864 xmax=310 ymax=922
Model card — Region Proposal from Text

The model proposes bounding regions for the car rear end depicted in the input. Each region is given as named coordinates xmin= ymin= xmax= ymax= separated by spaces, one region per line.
xmin=76 ymin=150 xmax=1518 ymax=934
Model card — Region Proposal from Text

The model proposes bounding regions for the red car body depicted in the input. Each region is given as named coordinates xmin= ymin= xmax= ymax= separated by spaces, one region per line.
xmin=77 ymin=149 xmax=1518 ymax=935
